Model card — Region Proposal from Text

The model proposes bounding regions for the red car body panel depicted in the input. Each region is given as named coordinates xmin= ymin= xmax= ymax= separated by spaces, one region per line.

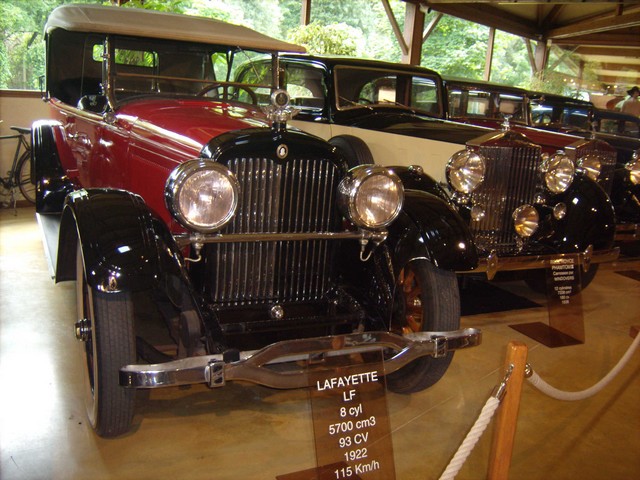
xmin=49 ymin=98 xmax=270 ymax=226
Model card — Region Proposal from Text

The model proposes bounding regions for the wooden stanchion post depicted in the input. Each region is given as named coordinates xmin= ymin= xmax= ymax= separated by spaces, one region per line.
xmin=487 ymin=341 xmax=528 ymax=480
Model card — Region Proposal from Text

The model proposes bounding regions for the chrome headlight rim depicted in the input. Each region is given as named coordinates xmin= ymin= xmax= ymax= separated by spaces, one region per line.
xmin=446 ymin=148 xmax=486 ymax=194
xmin=577 ymin=153 xmax=602 ymax=181
xmin=512 ymin=204 xmax=539 ymax=238
xmin=542 ymin=152 xmax=575 ymax=194
xmin=339 ymin=165 xmax=404 ymax=229
xmin=626 ymin=151 xmax=640 ymax=185
xmin=165 ymin=159 xmax=239 ymax=233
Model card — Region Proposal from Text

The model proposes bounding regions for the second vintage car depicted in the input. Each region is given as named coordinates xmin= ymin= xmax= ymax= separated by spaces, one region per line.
xmin=514 ymin=88 xmax=640 ymax=254
xmin=33 ymin=5 xmax=481 ymax=437
xmin=244 ymin=54 xmax=620 ymax=291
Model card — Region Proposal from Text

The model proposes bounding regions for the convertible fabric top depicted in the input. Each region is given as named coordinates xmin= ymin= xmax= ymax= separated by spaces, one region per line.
xmin=45 ymin=4 xmax=305 ymax=53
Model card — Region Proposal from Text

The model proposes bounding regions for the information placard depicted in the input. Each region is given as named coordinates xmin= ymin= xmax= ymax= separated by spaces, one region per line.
xmin=307 ymin=353 xmax=396 ymax=480
xmin=511 ymin=255 xmax=585 ymax=347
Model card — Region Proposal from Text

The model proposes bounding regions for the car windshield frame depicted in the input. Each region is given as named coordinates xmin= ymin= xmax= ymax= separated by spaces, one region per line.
xmin=529 ymin=97 xmax=593 ymax=131
xmin=100 ymin=35 xmax=278 ymax=108
xmin=447 ymin=86 xmax=529 ymax=124
xmin=333 ymin=65 xmax=443 ymax=118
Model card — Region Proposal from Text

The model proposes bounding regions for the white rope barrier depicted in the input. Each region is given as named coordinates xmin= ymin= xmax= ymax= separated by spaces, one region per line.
xmin=437 ymin=333 xmax=639 ymax=479
xmin=527 ymin=332 xmax=640 ymax=401
xmin=438 ymin=396 xmax=501 ymax=480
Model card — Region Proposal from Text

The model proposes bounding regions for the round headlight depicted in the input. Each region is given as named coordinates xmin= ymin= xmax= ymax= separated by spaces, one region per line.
xmin=577 ymin=153 xmax=601 ymax=181
xmin=165 ymin=160 xmax=239 ymax=233
xmin=339 ymin=166 xmax=404 ymax=229
xmin=446 ymin=149 xmax=485 ymax=194
xmin=626 ymin=151 xmax=640 ymax=185
xmin=543 ymin=152 xmax=574 ymax=193
xmin=513 ymin=204 xmax=539 ymax=238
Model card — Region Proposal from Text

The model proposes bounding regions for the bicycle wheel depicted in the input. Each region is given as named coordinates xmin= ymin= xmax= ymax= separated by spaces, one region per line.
xmin=16 ymin=151 xmax=35 ymax=204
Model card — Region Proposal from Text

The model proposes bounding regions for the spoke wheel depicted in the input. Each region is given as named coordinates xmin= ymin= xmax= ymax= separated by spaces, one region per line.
xmin=385 ymin=260 xmax=460 ymax=394
xmin=17 ymin=151 xmax=35 ymax=204
xmin=76 ymin=243 xmax=135 ymax=437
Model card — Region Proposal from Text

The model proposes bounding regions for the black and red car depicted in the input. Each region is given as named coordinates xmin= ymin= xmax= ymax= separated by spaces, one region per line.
xmin=33 ymin=5 xmax=481 ymax=437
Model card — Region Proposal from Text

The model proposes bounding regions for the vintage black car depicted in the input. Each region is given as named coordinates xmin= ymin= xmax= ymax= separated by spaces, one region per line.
xmin=529 ymin=91 xmax=640 ymax=164
xmin=594 ymin=108 xmax=640 ymax=140
xmin=528 ymin=92 xmax=640 ymax=252
xmin=245 ymin=54 xmax=620 ymax=291
xmin=33 ymin=5 xmax=481 ymax=437
xmin=443 ymin=78 xmax=640 ymax=252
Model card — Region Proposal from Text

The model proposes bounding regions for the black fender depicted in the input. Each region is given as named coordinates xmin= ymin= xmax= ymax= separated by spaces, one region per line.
xmin=386 ymin=189 xmax=478 ymax=273
xmin=610 ymin=167 xmax=640 ymax=224
xmin=56 ymin=188 xmax=195 ymax=305
xmin=548 ymin=175 xmax=617 ymax=251
xmin=390 ymin=165 xmax=453 ymax=205
xmin=31 ymin=120 xmax=76 ymax=214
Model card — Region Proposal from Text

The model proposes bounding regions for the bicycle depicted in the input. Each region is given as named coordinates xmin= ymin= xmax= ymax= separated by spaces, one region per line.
xmin=0 ymin=125 xmax=35 ymax=212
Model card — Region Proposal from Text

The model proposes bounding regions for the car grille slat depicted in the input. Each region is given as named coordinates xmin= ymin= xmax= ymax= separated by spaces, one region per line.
xmin=206 ymin=157 xmax=339 ymax=306
xmin=470 ymin=144 xmax=540 ymax=254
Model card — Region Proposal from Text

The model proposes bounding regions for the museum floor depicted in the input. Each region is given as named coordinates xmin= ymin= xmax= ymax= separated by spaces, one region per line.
xmin=1 ymin=206 xmax=638 ymax=480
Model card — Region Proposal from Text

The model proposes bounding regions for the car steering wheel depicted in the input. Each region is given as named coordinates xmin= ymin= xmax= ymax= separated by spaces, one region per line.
xmin=197 ymin=83 xmax=258 ymax=104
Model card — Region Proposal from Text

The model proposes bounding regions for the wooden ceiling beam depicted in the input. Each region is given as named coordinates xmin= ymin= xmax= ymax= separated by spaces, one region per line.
xmin=572 ymin=45 xmax=640 ymax=56
xmin=553 ymin=32 xmax=640 ymax=47
xmin=418 ymin=2 xmax=539 ymax=39
xmin=546 ymin=10 xmax=640 ymax=39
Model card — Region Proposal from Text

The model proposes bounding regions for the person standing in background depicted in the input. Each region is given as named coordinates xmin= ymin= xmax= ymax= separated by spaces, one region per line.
xmin=621 ymin=86 xmax=640 ymax=116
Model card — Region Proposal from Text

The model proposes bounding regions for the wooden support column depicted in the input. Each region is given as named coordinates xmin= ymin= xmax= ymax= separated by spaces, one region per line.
xmin=488 ymin=341 xmax=529 ymax=480
xmin=402 ymin=1 xmax=425 ymax=65
xmin=301 ymin=0 xmax=311 ymax=26
xmin=382 ymin=0 xmax=408 ymax=58
xmin=484 ymin=27 xmax=496 ymax=82
xmin=534 ymin=39 xmax=550 ymax=81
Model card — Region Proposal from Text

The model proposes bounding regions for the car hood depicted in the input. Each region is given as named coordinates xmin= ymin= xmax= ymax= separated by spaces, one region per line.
xmin=117 ymin=98 xmax=270 ymax=149
xmin=334 ymin=109 xmax=493 ymax=145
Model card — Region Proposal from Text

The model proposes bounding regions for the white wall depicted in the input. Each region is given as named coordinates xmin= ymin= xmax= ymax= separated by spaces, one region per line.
xmin=0 ymin=91 xmax=51 ymax=203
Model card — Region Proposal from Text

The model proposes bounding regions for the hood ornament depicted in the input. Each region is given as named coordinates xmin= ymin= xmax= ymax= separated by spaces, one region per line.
xmin=501 ymin=114 xmax=512 ymax=131
xmin=262 ymin=89 xmax=299 ymax=126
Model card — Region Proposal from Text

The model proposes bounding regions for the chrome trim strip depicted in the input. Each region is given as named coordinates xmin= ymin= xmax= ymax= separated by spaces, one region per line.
xmin=460 ymin=245 xmax=620 ymax=280
xmin=174 ymin=230 xmax=386 ymax=247
xmin=119 ymin=328 xmax=482 ymax=390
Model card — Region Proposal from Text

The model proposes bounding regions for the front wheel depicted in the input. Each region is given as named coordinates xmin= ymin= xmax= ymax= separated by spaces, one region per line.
xmin=75 ymin=243 xmax=136 ymax=437
xmin=385 ymin=260 xmax=460 ymax=394
xmin=16 ymin=151 xmax=35 ymax=204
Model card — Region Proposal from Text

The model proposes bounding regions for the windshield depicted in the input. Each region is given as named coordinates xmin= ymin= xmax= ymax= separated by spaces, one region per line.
xmin=448 ymin=87 xmax=527 ymax=123
xmin=530 ymin=99 xmax=592 ymax=130
xmin=105 ymin=36 xmax=274 ymax=105
xmin=46 ymin=28 xmax=281 ymax=109
xmin=334 ymin=66 xmax=443 ymax=117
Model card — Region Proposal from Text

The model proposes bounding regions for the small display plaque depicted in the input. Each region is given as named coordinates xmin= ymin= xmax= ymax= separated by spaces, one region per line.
xmin=511 ymin=255 xmax=585 ymax=347
xmin=307 ymin=352 xmax=396 ymax=480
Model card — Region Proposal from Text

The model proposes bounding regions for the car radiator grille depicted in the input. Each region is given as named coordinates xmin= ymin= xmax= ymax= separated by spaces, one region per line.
xmin=206 ymin=157 xmax=341 ymax=306
xmin=470 ymin=144 xmax=541 ymax=254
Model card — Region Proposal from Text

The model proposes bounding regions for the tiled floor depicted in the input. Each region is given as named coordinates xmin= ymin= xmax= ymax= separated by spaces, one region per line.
xmin=1 ymin=206 xmax=638 ymax=480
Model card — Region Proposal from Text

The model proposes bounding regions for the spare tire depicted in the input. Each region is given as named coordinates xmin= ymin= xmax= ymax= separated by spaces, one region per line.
xmin=329 ymin=134 xmax=374 ymax=168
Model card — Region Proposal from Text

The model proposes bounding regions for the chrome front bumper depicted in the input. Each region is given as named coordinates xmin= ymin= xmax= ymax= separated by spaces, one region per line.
xmin=119 ymin=328 xmax=481 ymax=390
xmin=461 ymin=245 xmax=620 ymax=280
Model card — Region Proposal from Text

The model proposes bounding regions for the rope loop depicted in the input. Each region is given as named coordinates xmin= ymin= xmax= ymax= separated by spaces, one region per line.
xmin=527 ymin=333 xmax=640 ymax=401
